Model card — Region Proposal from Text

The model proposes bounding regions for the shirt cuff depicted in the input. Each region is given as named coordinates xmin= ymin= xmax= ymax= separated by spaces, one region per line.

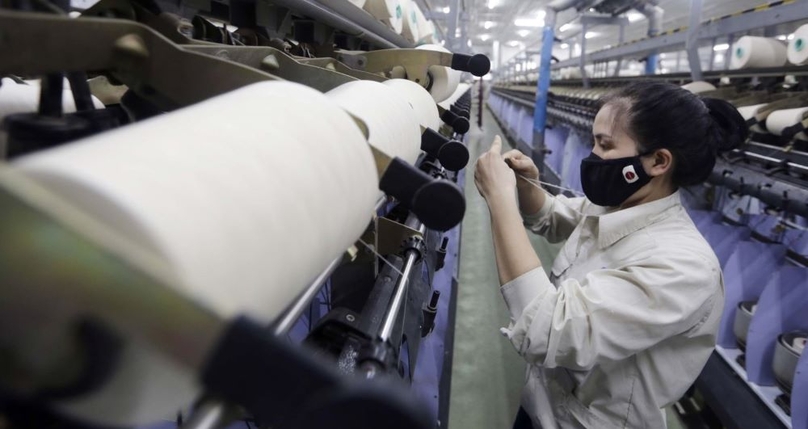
xmin=500 ymin=267 xmax=553 ymax=322
xmin=521 ymin=192 xmax=554 ymax=227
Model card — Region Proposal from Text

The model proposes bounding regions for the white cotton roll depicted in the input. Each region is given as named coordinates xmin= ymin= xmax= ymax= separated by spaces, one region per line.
xmin=437 ymin=83 xmax=471 ymax=110
xmin=383 ymin=78 xmax=441 ymax=131
xmin=737 ymin=103 xmax=768 ymax=133
xmin=788 ymin=24 xmax=808 ymax=65
xmin=416 ymin=44 xmax=461 ymax=103
xmin=348 ymin=0 xmax=366 ymax=8
xmin=364 ymin=0 xmax=403 ymax=34
xmin=730 ymin=36 xmax=788 ymax=69
xmin=13 ymin=81 xmax=379 ymax=426
xmin=0 ymin=77 xmax=104 ymax=123
xmin=327 ymin=80 xmax=422 ymax=165
xmin=681 ymin=81 xmax=716 ymax=94
xmin=400 ymin=0 xmax=420 ymax=43
xmin=414 ymin=7 xmax=433 ymax=44
xmin=766 ymin=107 xmax=808 ymax=140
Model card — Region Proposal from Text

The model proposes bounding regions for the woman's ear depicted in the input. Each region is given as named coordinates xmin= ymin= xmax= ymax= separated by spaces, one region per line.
xmin=645 ymin=149 xmax=673 ymax=177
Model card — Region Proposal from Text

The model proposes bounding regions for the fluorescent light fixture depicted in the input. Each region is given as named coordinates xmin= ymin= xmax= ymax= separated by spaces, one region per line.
xmin=455 ymin=28 xmax=461 ymax=37
xmin=507 ymin=40 xmax=521 ymax=47
xmin=536 ymin=10 xmax=546 ymax=20
xmin=789 ymin=34 xmax=796 ymax=40
xmin=484 ymin=21 xmax=495 ymax=29
xmin=659 ymin=53 xmax=667 ymax=58
xmin=442 ymin=6 xmax=450 ymax=13
xmin=467 ymin=39 xmax=473 ymax=47
xmin=713 ymin=43 xmax=729 ymax=51
xmin=626 ymin=11 xmax=644 ymax=22
xmin=440 ymin=40 xmax=446 ymax=45
xmin=560 ymin=43 xmax=569 ymax=49
xmin=515 ymin=18 xmax=545 ymax=27
xmin=584 ymin=32 xmax=599 ymax=39
xmin=487 ymin=0 xmax=498 ymax=9
xmin=715 ymin=54 xmax=725 ymax=64
xmin=480 ymin=34 xmax=491 ymax=41
xmin=777 ymin=34 xmax=788 ymax=41
xmin=518 ymin=29 xmax=530 ymax=37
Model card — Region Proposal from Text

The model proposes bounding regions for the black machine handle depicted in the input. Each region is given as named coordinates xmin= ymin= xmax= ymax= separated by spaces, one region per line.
xmin=379 ymin=157 xmax=465 ymax=231
xmin=201 ymin=316 xmax=432 ymax=429
xmin=421 ymin=128 xmax=469 ymax=172
xmin=450 ymin=53 xmax=491 ymax=77
xmin=440 ymin=109 xmax=470 ymax=134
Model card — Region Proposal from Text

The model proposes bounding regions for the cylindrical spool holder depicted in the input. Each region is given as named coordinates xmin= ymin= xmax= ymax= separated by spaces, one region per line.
xmin=378 ymin=157 xmax=465 ymax=231
xmin=450 ymin=104 xmax=470 ymax=119
xmin=421 ymin=128 xmax=469 ymax=172
xmin=450 ymin=53 xmax=491 ymax=77
xmin=440 ymin=109 xmax=470 ymax=134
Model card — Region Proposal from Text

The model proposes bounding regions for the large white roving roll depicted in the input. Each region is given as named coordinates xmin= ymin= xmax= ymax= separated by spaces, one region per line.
xmin=13 ymin=81 xmax=380 ymax=426
xmin=788 ymin=24 xmax=808 ymax=65
xmin=383 ymin=78 xmax=441 ymax=131
xmin=400 ymin=0 xmax=420 ymax=43
xmin=327 ymin=80 xmax=422 ymax=165
xmin=766 ymin=107 xmax=808 ymax=140
xmin=416 ymin=44 xmax=461 ymax=103
xmin=730 ymin=36 xmax=788 ymax=69
xmin=681 ymin=81 xmax=716 ymax=94
xmin=364 ymin=0 xmax=403 ymax=34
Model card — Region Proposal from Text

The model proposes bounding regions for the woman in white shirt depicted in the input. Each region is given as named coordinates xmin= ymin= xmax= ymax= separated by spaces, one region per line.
xmin=473 ymin=81 xmax=748 ymax=429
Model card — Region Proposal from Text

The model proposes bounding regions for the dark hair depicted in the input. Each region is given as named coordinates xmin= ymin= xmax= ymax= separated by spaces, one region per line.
xmin=599 ymin=81 xmax=748 ymax=187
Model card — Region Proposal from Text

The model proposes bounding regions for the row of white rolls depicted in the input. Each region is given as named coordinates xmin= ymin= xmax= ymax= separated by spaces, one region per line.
xmin=5 ymin=75 xmax=448 ymax=425
xmin=355 ymin=0 xmax=436 ymax=44
xmin=729 ymin=24 xmax=808 ymax=69
xmin=681 ymin=81 xmax=808 ymax=140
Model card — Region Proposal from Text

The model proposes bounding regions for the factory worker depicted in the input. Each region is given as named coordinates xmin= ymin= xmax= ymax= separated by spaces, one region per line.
xmin=473 ymin=81 xmax=748 ymax=429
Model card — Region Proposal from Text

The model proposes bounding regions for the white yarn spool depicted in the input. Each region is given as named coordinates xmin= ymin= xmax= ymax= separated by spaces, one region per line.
xmin=766 ymin=107 xmax=808 ymax=140
xmin=383 ymin=78 xmax=440 ymax=131
xmin=347 ymin=0 xmax=366 ymax=8
xmin=788 ymin=24 xmax=808 ymax=65
xmin=737 ymin=103 xmax=768 ymax=133
xmin=400 ymin=0 xmax=420 ymax=43
xmin=730 ymin=36 xmax=788 ymax=69
xmin=414 ymin=6 xmax=433 ymax=44
xmin=681 ymin=81 xmax=716 ymax=94
xmin=437 ymin=83 xmax=471 ymax=110
xmin=416 ymin=44 xmax=461 ymax=103
xmin=363 ymin=0 xmax=403 ymax=34
xmin=327 ymin=80 xmax=422 ymax=165
xmin=13 ymin=81 xmax=379 ymax=426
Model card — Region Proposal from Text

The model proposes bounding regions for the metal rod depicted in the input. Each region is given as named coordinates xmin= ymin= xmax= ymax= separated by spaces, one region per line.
xmin=180 ymin=401 xmax=232 ymax=429
xmin=379 ymin=223 xmax=426 ymax=341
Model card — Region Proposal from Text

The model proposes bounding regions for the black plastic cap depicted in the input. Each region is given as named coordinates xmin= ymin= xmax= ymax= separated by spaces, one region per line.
xmin=450 ymin=53 xmax=491 ymax=77
xmin=412 ymin=180 xmax=465 ymax=231
xmin=437 ymin=140 xmax=469 ymax=172
xmin=452 ymin=117 xmax=470 ymax=134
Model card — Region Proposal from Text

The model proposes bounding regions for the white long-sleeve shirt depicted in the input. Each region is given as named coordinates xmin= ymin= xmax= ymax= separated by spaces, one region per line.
xmin=501 ymin=191 xmax=723 ymax=429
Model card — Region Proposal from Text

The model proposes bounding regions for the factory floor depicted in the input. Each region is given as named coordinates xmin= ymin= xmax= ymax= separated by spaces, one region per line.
xmin=447 ymin=105 xmax=688 ymax=429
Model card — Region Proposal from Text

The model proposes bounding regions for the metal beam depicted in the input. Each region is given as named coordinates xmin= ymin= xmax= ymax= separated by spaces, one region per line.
xmin=685 ymin=0 xmax=704 ymax=81
xmin=579 ymin=13 xmax=629 ymax=26
xmin=552 ymin=0 xmax=808 ymax=70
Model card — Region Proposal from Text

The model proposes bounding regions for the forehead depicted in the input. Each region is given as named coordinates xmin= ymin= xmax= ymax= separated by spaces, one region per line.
xmin=593 ymin=102 xmax=632 ymax=139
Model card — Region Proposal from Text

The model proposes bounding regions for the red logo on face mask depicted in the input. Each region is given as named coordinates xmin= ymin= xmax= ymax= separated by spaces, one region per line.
xmin=625 ymin=171 xmax=636 ymax=181
xmin=621 ymin=165 xmax=639 ymax=184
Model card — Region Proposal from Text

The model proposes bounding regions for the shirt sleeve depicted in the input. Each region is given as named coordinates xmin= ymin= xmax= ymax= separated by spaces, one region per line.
xmin=499 ymin=249 xmax=721 ymax=371
xmin=521 ymin=192 xmax=587 ymax=243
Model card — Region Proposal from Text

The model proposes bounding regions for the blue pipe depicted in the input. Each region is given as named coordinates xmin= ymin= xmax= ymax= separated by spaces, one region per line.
xmin=645 ymin=53 xmax=658 ymax=75
xmin=532 ymin=14 xmax=556 ymax=147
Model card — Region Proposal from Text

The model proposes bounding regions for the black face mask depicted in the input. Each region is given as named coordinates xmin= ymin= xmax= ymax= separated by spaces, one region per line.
xmin=580 ymin=152 xmax=652 ymax=207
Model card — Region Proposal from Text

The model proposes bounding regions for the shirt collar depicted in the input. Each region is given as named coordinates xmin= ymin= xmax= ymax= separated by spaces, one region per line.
xmin=595 ymin=191 xmax=683 ymax=249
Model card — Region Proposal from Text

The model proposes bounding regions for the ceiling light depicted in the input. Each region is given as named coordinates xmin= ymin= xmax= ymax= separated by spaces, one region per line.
xmin=480 ymin=34 xmax=490 ymax=41
xmin=440 ymin=40 xmax=446 ymax=46
xmin=442 ymin=6 xmax=450 ymax=13
xmin=518 ymin=29 xmax=530 ymax=37
xmin=777 ymin=35 xmax=787 ymax=41
xmin=484 ymin=21 xmax=495 ymax=29
xmin=507 ymin=40 xmax=521 ymax=47
xmin=714 ymin=54 xmax=725 ymax=64
xmin=468 ymin=39 xmax=473 ymax=47
xmin=584 ymin=32 xmax=599 ymax=39
xmin=788 ymin=34 xmax=796 ymax=40
xmin=515 ymin=18 xmax=545 ymax=27
xmin=455 ymin=29 xmax=461 ymax=37
xmin=713 ymin=43 xmax=729 ymax=51
xmin=560 ymin=43 xmax=569 ymax=49
xmin=487 ymin=0 xmax=499 ymax=9
xmin=626 ymin=11 xmax=644 ymax=22
xmin=559 ymin=23 xmax=575 ymax=32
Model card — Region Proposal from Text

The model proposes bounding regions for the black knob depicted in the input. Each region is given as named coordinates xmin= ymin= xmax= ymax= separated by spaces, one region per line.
xmin=451 ymin=53 xmax=491 ymax=77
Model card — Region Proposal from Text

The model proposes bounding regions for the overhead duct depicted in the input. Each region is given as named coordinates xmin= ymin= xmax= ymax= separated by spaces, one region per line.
xmin=633 ymin=0 xmax=664 ymax=73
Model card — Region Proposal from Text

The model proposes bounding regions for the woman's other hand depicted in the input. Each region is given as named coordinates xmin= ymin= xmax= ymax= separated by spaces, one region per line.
xmin=503 ymin=149 xmax=539 ymax=190
xmin=474 ymin=135 xmax=516 ymax=204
